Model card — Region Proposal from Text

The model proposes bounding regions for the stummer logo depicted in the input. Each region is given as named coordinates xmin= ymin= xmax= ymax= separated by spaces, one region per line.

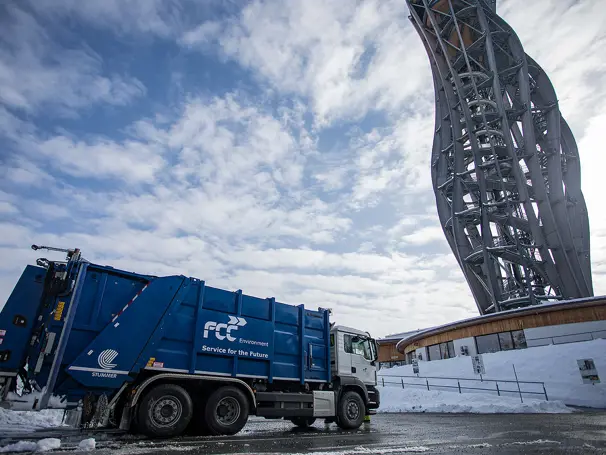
xmin=203 ymin=316 xmax=247 ymax=342
xmin=98 ymin=349 xmax=118 ymax=370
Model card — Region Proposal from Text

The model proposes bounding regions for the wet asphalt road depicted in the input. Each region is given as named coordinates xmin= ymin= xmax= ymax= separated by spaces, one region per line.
xmin=2 ymin=412 xmax=606 ymax=454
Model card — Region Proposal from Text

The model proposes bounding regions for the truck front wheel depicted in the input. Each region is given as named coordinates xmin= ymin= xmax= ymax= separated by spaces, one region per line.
xmin=204 ymin=386 xmax=249 ymax=436
xmin=336 ymin=390 xmax=365 ymax=430
xmin=137 ymin=384 xmax=193 ymax=438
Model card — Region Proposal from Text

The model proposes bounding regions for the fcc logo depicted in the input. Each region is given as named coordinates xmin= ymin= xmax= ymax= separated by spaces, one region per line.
xmin=203 ymin=316 xmax=247 ymax=342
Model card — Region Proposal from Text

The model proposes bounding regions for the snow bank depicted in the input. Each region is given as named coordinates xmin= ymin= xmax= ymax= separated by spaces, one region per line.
xmin=381 ymin=339 xmax=606 ymax=407
xmin=0 ymin=408 xmax=65 ymax=428
xmin=377 ymin=386 xmax=571 ymax=413
xmin=0 ymin=408 xmax=65 ymax=436
xmin=0 ymin=438 xmax=60 ymax=453
xmin=0 ymin=442 xmax=37 ymax=453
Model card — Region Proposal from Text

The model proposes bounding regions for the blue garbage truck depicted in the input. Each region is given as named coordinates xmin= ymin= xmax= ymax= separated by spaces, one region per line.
xmin=0 ymin=246 xmax=379 ymax=437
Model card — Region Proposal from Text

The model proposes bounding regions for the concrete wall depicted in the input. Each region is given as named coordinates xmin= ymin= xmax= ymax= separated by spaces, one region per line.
xmin=524 ymin=320 xmax=606 ymax=347
xmin=453 ymin=336 xmax=477 ymax=357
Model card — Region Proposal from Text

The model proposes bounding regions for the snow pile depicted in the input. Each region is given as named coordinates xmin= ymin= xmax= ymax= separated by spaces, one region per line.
xmin=78 ymin=439 xmax=96 ymax=451
xmin=0 ymin=408 xmax=65 ymax=433
xmin=381 ymin=339 xmax=606 ymax=407
xmin=0 ymin=442 xmax=37 ymax=453
xmin=35 ymin=439 xmax=61 ymax=452
xmin=0 ymin=438 xmax=60 ymax=453
xmin=377 ymin=386 xmax=571 ymax=413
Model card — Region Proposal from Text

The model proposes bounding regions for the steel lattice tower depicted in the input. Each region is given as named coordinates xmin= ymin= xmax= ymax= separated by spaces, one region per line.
xmin=406 ymin=0 xmax=593 ymax=313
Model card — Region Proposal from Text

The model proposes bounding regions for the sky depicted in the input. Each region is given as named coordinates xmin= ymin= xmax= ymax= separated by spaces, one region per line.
xmin=0 ymin=0 xmax=604 ymax=338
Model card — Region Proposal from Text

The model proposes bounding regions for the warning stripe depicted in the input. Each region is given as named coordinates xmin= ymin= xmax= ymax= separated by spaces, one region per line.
xmin=111 ymin=283 xmax=150 ymax=323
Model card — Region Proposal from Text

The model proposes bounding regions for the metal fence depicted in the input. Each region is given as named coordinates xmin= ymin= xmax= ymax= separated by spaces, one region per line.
xmin=378 ymin=373 xmax=548 ymax=403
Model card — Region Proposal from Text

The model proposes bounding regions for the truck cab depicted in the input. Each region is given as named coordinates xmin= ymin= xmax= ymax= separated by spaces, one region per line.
xmin=331 ymin=325 xmax=380 ymax=411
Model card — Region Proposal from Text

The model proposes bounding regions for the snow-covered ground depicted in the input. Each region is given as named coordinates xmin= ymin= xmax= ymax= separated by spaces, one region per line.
xmin=380 ymin=339 xmax=606 ymax=408
xmin=377 ymin=386 xmax=571 ymax=413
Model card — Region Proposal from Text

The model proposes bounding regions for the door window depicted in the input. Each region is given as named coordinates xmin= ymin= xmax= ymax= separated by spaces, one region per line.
xmin=345 ymin=334 xmax=373 ymax=361
xmin=344 ymin=334 xmax=353 ymax=353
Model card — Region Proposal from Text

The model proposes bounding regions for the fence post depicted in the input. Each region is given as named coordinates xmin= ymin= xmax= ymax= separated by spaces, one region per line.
xmin=426 ymin=378 xmax=430 ymax=391
xmin=457 ymin=380 xmax=461 ymax=393
xmin=496 ymin=382 xmax=500 ymax=396
xmin=543 ymin=383 xmax=548 ymax=401
xmin=512 ymin=364 xmax=523 ymax=403
xmin=401 ymin=378 xmax=404 ymax=389
xmin=382 ymin=377 xmax=384 ymax=387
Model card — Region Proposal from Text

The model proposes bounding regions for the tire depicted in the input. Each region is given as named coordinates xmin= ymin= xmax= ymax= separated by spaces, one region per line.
xmin=336 ymin=391 xmax=365 ymax=430
xmin=290 ymin=417 xmax=316 ymax=428
xmin=203 ymin=386 xmax=249 ymax=436
xmin=137 ymin=384 xmax=193 ymax=438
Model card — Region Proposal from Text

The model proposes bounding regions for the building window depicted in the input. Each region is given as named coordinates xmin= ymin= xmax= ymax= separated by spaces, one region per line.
xmin=427 ymin=341 xmax=456 ymax=360
xmin=406 ymin=351 xmax=414 ymax=364
xmin=447 ymin=341 xmax=455 ymax=358
xmin=498 ymin=332 xmax=514 ymax=351
xmin=440 ymin=343 xmax=448 ymax=359
xmin=427 ymin=344 xmax=440 ymax=361
xmin=512 ymin=330 xmax=527 ymax=349
xmin=476 ymin=333 xmax=501 ymax=354
xmin=476 ymin=330 xmax=528 ymax=354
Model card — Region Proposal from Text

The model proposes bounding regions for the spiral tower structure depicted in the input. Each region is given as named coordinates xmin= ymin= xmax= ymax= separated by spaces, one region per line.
xmin=406 ymin=0 xmax=593 ymax=313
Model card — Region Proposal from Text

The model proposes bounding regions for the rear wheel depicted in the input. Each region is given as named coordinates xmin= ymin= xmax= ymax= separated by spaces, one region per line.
xmin=204 ymin=386 xmax=249 ymax=436
xmin=336 ymin=391 xmax=365 ymax=430
xmin=290 ymin=417 xmax=316 ymax=428
xmin=137 ymin=384 xmax=193 ymax=438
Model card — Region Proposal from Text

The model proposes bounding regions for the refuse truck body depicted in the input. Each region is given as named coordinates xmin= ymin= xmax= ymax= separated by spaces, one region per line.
xmin=0 ymin=246 xmax=380 ymax=437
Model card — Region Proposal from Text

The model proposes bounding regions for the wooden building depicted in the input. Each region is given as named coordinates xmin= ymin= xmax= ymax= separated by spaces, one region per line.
xmin=378 ymin=296 xmax=606 ymax=365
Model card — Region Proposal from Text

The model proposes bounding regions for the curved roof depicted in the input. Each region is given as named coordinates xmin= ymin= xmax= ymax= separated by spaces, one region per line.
xmin=395 ymin=295 xmax=606 ymax=353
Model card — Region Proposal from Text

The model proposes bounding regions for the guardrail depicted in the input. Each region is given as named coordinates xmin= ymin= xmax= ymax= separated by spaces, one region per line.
xmin=378 ymin=373 xmax=548 ymax=402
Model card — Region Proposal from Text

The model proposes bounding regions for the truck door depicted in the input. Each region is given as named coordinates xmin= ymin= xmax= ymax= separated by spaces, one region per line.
xmin=347 ymin=334 xmax=376 ymax=385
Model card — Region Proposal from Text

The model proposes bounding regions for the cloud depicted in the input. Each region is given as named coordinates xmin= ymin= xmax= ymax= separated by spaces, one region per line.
xmin=33 ymin=135 xmax=166 ymax=183
xmin=27 ymin=0 xmax=186 ymax=39
xmin=498 ymin=0 xmax=606 ymax=136
xmin=578 ymin=113 xmax=606 ymax=286
xmin=0 ymin=0 xmax=604 ymax=340
xmin=182 ymin=0 xmax=432 ymax=126
xmin=0 ymin=3 xmax=145 ymax=115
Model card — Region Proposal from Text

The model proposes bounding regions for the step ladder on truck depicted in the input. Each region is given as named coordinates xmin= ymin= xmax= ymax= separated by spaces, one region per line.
xmin=0 ymin=245 xmax=380 ymax=437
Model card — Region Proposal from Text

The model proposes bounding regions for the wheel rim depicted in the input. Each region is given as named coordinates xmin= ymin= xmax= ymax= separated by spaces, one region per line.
xmin=346 ymin=399 xmax=360 ymax=421
xmin=150 ymin=396 xmax=182 ymax=428
xmin=215 ymin=396 xmax=241 ymax=426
